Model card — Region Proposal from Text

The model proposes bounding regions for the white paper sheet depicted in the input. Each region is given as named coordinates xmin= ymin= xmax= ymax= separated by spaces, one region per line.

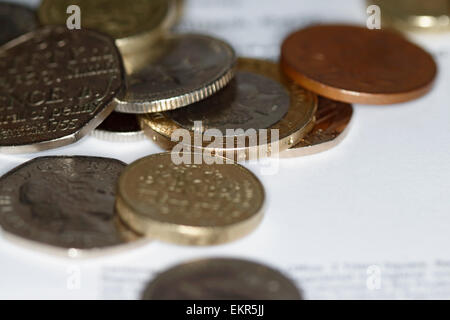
xmin=0 ymin=0 xmax=449 ymax=300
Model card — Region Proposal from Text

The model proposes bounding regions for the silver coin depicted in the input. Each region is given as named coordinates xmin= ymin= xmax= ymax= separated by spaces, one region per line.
xmin=0 ymin=26 xmax=125 ymax=153
xmin=0 ymin=156 xmax=128 ymax=250
xmin=142 ymin=258 xmax=302 ymax=300
xmin=113 ymin=33 xmax=236 ymax=114
xmin=91 ymin=112 xmax=145 ymax=142
xmin=0 ymin=2 xmax=38 ymax=46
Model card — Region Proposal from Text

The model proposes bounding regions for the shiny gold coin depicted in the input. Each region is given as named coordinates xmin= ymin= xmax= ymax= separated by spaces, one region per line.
xmin=280 ymin=97 xmax=353 ymax=158
xmin=139 ymin=58 xmax=317 ymax=161
xmin=115 ymin=152 xmax=265 ymax=246
xmin=38 ymin=0 xmax=177 ymax=54
xmin=370 ymin=0 xmax=450 ymax=32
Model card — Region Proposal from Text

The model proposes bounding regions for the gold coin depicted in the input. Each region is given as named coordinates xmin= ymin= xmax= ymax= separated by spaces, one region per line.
xmin=280 ymin=97 xmax=353 ymax=158
xmin=139 ymin=58 xmax=317 ymax=161
xmin=38 ymin=0 xmax=177 ymax=54
xmin=370 ymin=0 xmax=450 ymax=32
xmin=115 ymin=152 xmax=265 ymax=246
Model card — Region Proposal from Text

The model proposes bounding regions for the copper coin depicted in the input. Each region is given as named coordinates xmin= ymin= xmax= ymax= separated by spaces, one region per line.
xmin=0 ymin=26 xmax=125 ymax=153
xmin=0 ymin=2 xmax=38 ymax=46
xmin=281 ymin=97 xmax=353 ymax=158
xmin=281 ymin=24 xmax=437 ymax=105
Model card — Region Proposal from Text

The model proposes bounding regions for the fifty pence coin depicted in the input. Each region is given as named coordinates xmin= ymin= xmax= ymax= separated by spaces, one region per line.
xmin=280 ymin=97 xmax=353 ymax=158
xmin=139 ymin=58 xmax=317 ymax=161
xmin=91 ymin=112 xmax=145 ymax=142
xmin=281 ymin=25 xmax=437 ymax=104
xmin=0 ymin=26 xmax=125 ymax=153
xmin=116 ymin=152 xmax=265 ymax=246
xmin=0 ymin=2 xmax=38 ymax=46
xmin=142 ymin=258 xmax=302 ymax=300
xmin=113 ymin=34 xmax=236 ymax=114
xmin=0 ymin=156 xmax=148 ymax=256
xmin=38 ymin=0 xmax=177 ymax=55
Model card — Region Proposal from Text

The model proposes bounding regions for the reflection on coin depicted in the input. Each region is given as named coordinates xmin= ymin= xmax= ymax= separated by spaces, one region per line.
xmin=0 ymin=156 xmax=127 ymax=250
xmin=114 ymin=34 xmax=236 ymax=114
xmin=370 ymin=0 xmax=450 ymax=32
xmin=0 ymin=2 xmax=38 ymax=46
xmin=91 ymin=112 xmax=145 ymax=142
xmin=38 ymin=0 xmax=177 ymax=55
xmin=139 ymin=58 xmax=317 ymax=161
xmin=280 ymin=97 xmax=353 ymax=158
xmin=116 ymin=152 xmax=265 ymax=245
xmin=0 ymin=26 xmax=125 ymax=153
xmin=281 ymin=25 xmax=437 ymax=104
xmin=142 ymin=258 xmax=302 ymax=300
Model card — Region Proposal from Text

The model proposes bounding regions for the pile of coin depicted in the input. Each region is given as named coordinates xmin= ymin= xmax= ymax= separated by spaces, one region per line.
xmin=0 ymin=0 xmax=441 ymax=298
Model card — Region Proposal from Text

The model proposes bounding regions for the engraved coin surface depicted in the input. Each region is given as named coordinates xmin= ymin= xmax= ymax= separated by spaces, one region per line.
xmin=139 ymin=58 xmax=317 ymax=160
xmin=0 ymin=156 xmax=126 ymax=249
xmin=369 ymin=0 xmax=450 ymax=32
xmin=281 ymin=25 xmax=437 ymax=104
xmin=0 ymin=2 xmax=38 ymax=46
xmin=113 ymin=34 xmax=236 ymax=114
xmin=38 ymin=0 xmax=176 ymax=54
xmin=167 ymin=71 xmax=290 ymax=135
xmin=116 ymin=152 xmax=265 ymax=245
xmin=92 ymin=112 xmax=144 ymax=142
xmin=0 ymin=26 xmax=124 ymax=153
xmin=142 ymin=258 xmax=302 ymax=300
xmin=281 ymin=97 xmax=353 ymax=157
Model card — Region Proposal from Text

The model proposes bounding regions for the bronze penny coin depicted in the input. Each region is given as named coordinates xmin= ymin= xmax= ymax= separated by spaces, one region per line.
xmin=0 ymin=2 xmax=38 ymax=46
xmin=281 ymin=24 xmax=437 ymax=104
xmin=0 ymin=26 xmax=125 ymax=153
xmin=281 ymin=97 xmax=353 ymax=157
xmin=0 ymin=156 xmax=127 ymax=250
xmin=142 ymin=258 xmax=302 ymax=300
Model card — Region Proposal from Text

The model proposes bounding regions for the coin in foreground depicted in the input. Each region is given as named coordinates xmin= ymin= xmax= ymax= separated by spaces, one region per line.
xmin=142 ymin=258 xmax=302 ymax=300
xmin=280 ymin=97 xmax=353 ymax=158
xmin=0 ymin=156 xmax=129 ymax=250
xmin=281 ymin=25 xmax=437 ymax=104
xmin=369 ymin=0 xmax=450 ymax=33
xmin=38 ymin=0 xmax=177 ymax=55
xmin=114 ymin=34 xmax=236 ymax=114
xmin=140 ymin=58 xmax=317 ymax=161
xmin=116 ymin=152 xmax=265 ymax=245
xmin=0 ymin=26 xmax=125 ymax=153
xmin=0 ymin=2 xmax=38 ymax=45
xmin=91 ymin=112 xmax=144 ymax=142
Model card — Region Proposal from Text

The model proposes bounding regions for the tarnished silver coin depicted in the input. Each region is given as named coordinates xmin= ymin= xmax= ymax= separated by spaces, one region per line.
xmin=166 ymin=71 xmax=290 ymax=136
xmin=113 ymin=34 xmax=236 ymax=114
xmin=0 ymin=26 xmax=125 ymax=153
xmin=0 ymin=2 xmax=38 ymax=46
xmin=0 ymin=156 xmax=127 ymax=250
xmin=91 ymin=112 xmax=145 ymax=142
xmin=142 ymin=258 xmax=302 ymax=300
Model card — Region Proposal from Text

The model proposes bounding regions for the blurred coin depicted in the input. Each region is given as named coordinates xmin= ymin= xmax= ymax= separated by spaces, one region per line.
xmin=116 ymin=152 xmax=265 ymax=245
xmin=0 ymin=26 xmax=124 ymax=153
xmin=142 ymin=258 xmax=302 ymax=300
xmin=0 ymin=2 xmax=38 ymax=46
xmin=281 ymin=25 xmax=437 ymax=104
xmin=113 ymin=34 xmax=236 ymax=114
xmin=91 ymin=112 xmax=145 ymax=142
xmin=0 ymin=156 xmax=128 ymax=250
xmin=139 ymin=58 xmax=317 ymax=161
xmin=38 ymin=0 xmax=177 ymax=55
xmin=280 ymin=97 xmax=353 ymax=158
xmin=370 ymin=0 xmax=450 ymax=32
